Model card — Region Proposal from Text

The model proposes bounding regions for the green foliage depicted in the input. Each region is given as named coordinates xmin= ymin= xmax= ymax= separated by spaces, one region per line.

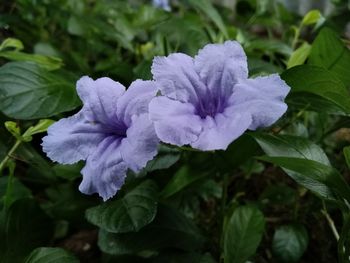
xmin=272 ymin=224 xmax=309 ymax=263
xmin=86 ymin=180 xmax=158 ymax=233
xmin=24 ymin=247 xmax=79 ymax=263
xmin=0 ymin=0 xmax=350 ymax=262
xmin=224 ymin=205 xmax=265 ymax=263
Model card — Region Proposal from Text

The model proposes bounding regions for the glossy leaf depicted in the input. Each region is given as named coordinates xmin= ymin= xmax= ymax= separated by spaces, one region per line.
xmin=98 ymin=205 xmax=205 ymax=255
xmin=253 ymin=133 xmax=337 ymax=200
xmin=86 ymin=180 xmax=158 ymax=233
xmin=259 ymin=156 xmax=350 ymax=202
xmin=282 ymin=65 xmax=350 ymax=114
xmin=24 ymin=247 xmax=79 ymax=263
xmin=0 ymin=62 xmax=80 ymax=119
xmin=224 ymin=205 xmax=265 ymax=263
xmin=272 ymin=224 xmax=309 ymax=263
xmin=287 ymin=42 xmax=311 ymax=68
xmin=309 ymin=27 xmax=350 ymax=87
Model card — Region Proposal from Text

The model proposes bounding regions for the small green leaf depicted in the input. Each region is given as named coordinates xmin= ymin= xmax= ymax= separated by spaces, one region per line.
xmin=344 ymin=146 xmax=350 ymax=169
xmin=282 ymin=65 xmax=350 ymax=114
xmin=86 ymin=180 xmax=158 ymax=233
xmin=98 ymin=205 xmax=205 ymax=255
xmin=0 ymin=62 xmax=80 ymax=119
xmin=0 ymin=38 xmax=24 ymax=51
xmin=301 ymin=10 xmax=322 ymax=26
xmin=22 ymin=119 xmax=55 ymax=142
xmin=272 ymin=224 xmax=309 ymax=263
xmin=24 ymin=247 xmax=79 ymax=263
xmin=161 ymin=166 xmax=208 ymax=199
xmin=4 ymin=121 xmax=21 ymax=139
xmin=224 ymin=205 xmax=265 ymax=263
xmin=287 ymin=42 xmax=311 ymax=68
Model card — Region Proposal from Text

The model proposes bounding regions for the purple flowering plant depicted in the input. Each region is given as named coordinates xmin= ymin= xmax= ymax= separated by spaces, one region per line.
xmin=42 ymin=41 xmax=289 ymax=200
xmin=2 ymin=2 xmax=350 ymax=262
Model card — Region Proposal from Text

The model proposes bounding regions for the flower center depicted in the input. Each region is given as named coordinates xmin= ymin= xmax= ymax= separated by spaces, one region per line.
xmin=195 ymin=96 xmax=227 ymax=119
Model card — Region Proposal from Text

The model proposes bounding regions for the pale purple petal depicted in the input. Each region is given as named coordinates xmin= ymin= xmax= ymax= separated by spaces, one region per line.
xmin=229 ymin=74 xmax=290 ymax=130
xmin=42 ymin=112 xmax=106 ymax=164
xmin=191 ymin=112 xmax=252 ymax=151
xmin=149 ymin=96 xmax=202 ymax=146
xmin=79 ymin=136 xmax=127 ymax=201
xmin=151 ymin=53 xmax=206 ymax=104
xmin=76 ymin=76 xmax=126 ymax=124
xmin=120 ymin=114 xmax=159 ymax=172
xmin=194 ymin=41 xmax=248 ymax=98
xmin=117 ymin=80 xmax=158 ymax=126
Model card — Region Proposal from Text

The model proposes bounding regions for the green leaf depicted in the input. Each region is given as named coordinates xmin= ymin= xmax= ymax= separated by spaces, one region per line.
xmin=301 ymin=10 xmax=322 ymax=26
xmin=0 ymin=199 xmax=53 ymax=263
xmin=188 ymin=0 xmax=228 ymax=38
xmin=86 ymin=180 xmax=158 ymax=233
xmin=98 ymin=205 xmax=205 ymax=255
xmin=344 ymin=146 xmax=350 ymax=169
xmin=4 ymin=121 xmax=21 ymax=139
xmin=161 ymin=166 xmax=208 ymax=199
xmin=259 ymin=156 xmax=350 ymax=202
xmin=281 ymin=65 xmax=350 ymax=114
xmin=260 ymin=184 xmax=296 ymax=206
xmin=272 ymin=224 xmax=309 ymax=263
xmin=142 ymin=145 xmax=180 ymax=173
xmin=309 ymin=27 xmax=350 ymax=87
xmin=0 ymin=51 xmax=63 ymax=70
xmin=22 ymin=119 xmax=55 ymax=141
xmin=0 ymin=62 xmax=80 ymax=119
xmin=0 ymin=38 xmax=24 ymax=51
xmin=24 ymin=247 xmax=79 ymax=263
xmin=224 ymin=205 xmax=265 ymax=263
xmin=287 ymin=42 xmax=311 ymax=68
xmin=252 ymin=133 xmax=337 ymax=200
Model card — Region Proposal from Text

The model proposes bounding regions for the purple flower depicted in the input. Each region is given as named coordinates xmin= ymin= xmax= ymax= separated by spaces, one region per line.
xmin=149 ymin=41 xmax=290 ymax=151
xmin=42 ymin=77 xmax=159 ymax=200
xmin=152 ymin=0 xmax=171 ymax=11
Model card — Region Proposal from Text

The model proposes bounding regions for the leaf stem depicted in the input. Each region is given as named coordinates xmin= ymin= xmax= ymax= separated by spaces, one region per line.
xmin=0 ymin=139 xmax=21 ymax=174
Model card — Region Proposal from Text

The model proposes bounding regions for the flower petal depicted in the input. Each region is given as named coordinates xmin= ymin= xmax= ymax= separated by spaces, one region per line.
xmin=149 ymin=96 xmax=202 ymax=146
xmin=76 ymin=76 xmax=126 ymax=124
xmin=151 ymin=53 xmax=206 ymax=104
xmin=117 ymin=80 xmax=158 ymax=126
xmin=191 ymin=112 xmax=252 ymax=151
xmin=229 ymin=74 xmax=290 ymax=130
xmin=194 ymin=41 xmax=248 ymax=98
xmin=120 ymin=114 xmax=159 ymax=172
xmin=42 ymin=112 xmax=106 ymax=164
xmin=79 ymin=136 xmax=127 ymax=201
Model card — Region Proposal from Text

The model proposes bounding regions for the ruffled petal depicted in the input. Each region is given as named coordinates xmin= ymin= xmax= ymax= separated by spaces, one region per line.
xmin=229 ymin=74 xmax=290 ymax=130
xmin=79 ymin=136 xmax=127 ymax=201
xmin=76 ymin=76 xmax=126 ymax=124
xmin=42 ymin=112 xmax=106 ymax=164
xmin=149 ymin=96 xmax=202 ymax=146
xmin=191 ymin=112 xmax=252 ymax=151
xmin=194 ymin=41 xmax=248 ymax=99
xmin=151 ymin=53 xmax=206 ymax=104
xmin=117 ymin=80 xmax=158 ymax=126
xmin=120 ymin=114 xmax=159 ymax=172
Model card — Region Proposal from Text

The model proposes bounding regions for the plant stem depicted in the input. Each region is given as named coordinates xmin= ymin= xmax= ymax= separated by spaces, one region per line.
xmin=0 ymin=140 xmax=21 ymax=174
xmin=322 ymin=201 xmax=340 ymax=241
